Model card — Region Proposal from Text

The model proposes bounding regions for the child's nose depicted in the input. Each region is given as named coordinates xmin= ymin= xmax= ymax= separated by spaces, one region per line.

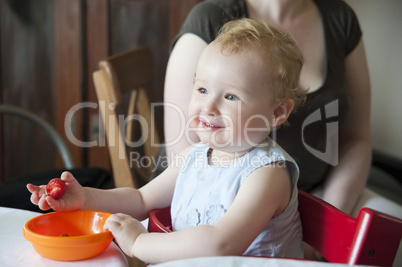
xmin=202 ymin=98 xmax=219 ymax=116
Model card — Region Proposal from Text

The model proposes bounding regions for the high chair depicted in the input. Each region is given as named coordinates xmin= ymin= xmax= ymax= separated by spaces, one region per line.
xmin=93 ymin=46 xmax=160 ymax=189
xmin=148 ymin=190 xmax=402 ymax=266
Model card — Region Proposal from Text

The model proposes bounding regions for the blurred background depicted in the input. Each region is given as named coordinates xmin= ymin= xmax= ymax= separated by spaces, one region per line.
xmin=0 ymin=0 xmax=401 ymax=184
xmin=346 ymin=0 xmax=402 ymax=160
xmin=0 ymin=0 xmax=200 ymax=182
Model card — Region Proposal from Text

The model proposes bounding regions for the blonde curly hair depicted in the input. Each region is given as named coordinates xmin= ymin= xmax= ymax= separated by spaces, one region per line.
xmin=214 ymin=18 xmax=307 ymax=111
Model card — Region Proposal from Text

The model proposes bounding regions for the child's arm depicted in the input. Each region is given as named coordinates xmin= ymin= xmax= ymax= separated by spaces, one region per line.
xmin=85 ymin=165 xmax=180 ymax=220
xmin=26 ymin=161 xmax=180 ymax=220
xmin=113 ymin=164 xmax=292 ymax=264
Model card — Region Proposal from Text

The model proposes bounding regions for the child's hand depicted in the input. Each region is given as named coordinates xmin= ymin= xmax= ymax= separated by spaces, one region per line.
xmin=104 ymin=213 xmax=147 ymax=257
xmin=26 ymin=171 xmax=86 ymax=211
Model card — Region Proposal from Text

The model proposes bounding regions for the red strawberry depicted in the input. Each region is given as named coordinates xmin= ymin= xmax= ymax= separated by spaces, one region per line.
xmin=46 ymin=178 xmax=66 ymax=200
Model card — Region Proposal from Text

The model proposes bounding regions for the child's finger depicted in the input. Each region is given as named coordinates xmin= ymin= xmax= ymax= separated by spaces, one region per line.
xmin=104 ymin=214 xmax=124 ymax=231
xmin=29 ymin=191 xmax=40 ymax=205
xmin=27 ymin=184 xmax=43 ymax=204
xmin=37 ymin=194 xmax=51 ymax=211
xmin=26 ymin=183 xmax=35 ymax=193
xmin=60 ymin=171 xmax=82 ymax=193
xmin=26 ymin=183 xmax=43 ymax=194
xmin=46 ymin=196 xmax=61 ymax=211
xmin=60 ymin=171 xmax=74 ymax=183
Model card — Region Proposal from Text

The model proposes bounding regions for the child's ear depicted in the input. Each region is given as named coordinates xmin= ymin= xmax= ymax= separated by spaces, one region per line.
xmin=272 ymin=99 xmax=294 ymax=127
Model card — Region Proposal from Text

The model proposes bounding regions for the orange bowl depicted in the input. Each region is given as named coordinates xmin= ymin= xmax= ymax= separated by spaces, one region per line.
xmin=23 ymin=210 xmax=113 ymax=261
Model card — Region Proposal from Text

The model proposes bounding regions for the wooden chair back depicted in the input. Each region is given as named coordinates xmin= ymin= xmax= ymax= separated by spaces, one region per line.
xmin=93 ymin=46 xmax=160 ymax=188
xmin=148 ymin=190 xmax=402 ymax=266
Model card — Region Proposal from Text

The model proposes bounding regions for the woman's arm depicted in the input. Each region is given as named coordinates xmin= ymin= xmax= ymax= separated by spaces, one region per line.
xmin=321 ymin=39 xmax=372 ymax=214
xmin=131 ymin=165 xmax=292 ymax=264
xmin=164 ymin=33 xmax=207 ymax=158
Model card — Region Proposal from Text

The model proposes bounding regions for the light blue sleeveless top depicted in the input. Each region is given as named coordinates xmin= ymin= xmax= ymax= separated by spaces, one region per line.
xmin=170 ymin=138 xmax=304 ymax=258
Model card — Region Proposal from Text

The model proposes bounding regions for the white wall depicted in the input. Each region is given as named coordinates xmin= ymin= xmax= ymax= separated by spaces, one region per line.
xmin=346 ymin=0 xmax=402 ymax=160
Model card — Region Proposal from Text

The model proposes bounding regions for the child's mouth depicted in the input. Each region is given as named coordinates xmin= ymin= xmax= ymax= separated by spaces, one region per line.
xmin=202 ymin=121 xmax=223 ymax=131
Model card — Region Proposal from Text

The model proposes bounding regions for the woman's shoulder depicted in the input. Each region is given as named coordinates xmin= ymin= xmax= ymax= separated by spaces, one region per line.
xmin=314 ymin=0 xmax=361 ymax=54
xmin=172 ymin=0 xmax=248 ymax=49
xmin=190 ymin=0 xmax=247 ymax=16
xmin=184 ymin=0 xmax=248 ymax=28
xmin=314 ymin=0 xmax=359 ymax=22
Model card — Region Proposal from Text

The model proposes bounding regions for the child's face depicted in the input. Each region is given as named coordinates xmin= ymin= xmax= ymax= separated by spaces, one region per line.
xmin=188 ymin=43 xmax=282 ymax=153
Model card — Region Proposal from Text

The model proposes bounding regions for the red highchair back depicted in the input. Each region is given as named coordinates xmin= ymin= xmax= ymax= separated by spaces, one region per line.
xmin=148 ymin=190 xmax=402 ymax=266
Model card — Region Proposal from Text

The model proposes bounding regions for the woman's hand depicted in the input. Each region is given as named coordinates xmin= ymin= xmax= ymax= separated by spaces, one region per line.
xmin=104 ymin=213 xmax=147 ymax=257
xmin=26 ymin=171 xmax=86 ymax=211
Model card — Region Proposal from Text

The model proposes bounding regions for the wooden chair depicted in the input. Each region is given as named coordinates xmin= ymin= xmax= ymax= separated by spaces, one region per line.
xmin=148 ymin=190 xmax=402 ymax=266
xmin=93 ymin=47 xmax=160 ymax=189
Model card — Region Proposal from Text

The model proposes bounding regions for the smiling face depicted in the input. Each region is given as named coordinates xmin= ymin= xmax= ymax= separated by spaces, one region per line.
xmin=188 ymin=43 xmax=293 ymax=154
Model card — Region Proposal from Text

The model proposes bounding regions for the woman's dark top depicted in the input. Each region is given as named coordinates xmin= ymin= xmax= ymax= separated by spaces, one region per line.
xmin=171 ymin=0 xmax=362 ymax=191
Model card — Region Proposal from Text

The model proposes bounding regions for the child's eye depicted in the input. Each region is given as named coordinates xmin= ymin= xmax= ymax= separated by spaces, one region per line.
xmin=198 ymin=88 xmax=208 ymax=94
xmin=225 ymin=94 xmax=239 ymax=101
